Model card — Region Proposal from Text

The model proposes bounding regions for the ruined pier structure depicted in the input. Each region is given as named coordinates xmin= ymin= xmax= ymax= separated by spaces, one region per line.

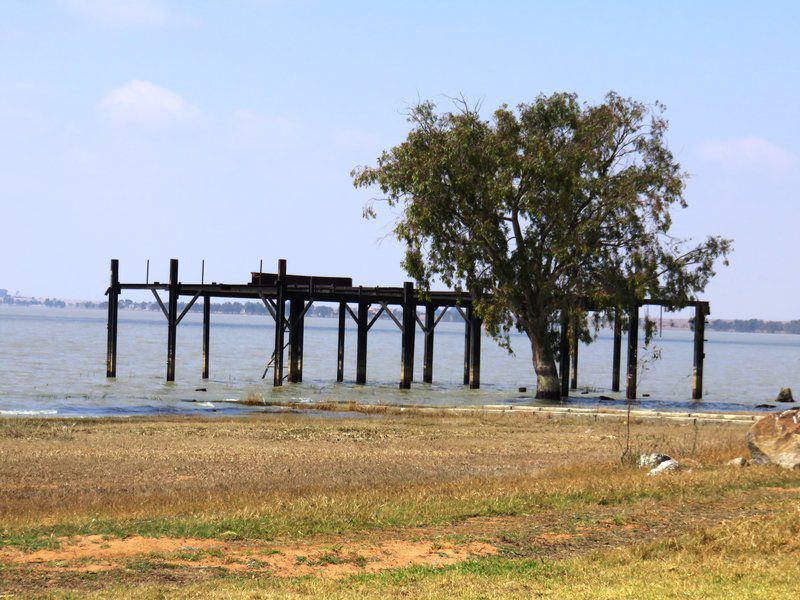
xmin=105 ymin=259 xmax=709 ymax=399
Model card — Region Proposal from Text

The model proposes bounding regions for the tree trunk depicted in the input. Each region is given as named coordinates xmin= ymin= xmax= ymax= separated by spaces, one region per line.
xmin=528 ymin=322 xmax=561 ymax=400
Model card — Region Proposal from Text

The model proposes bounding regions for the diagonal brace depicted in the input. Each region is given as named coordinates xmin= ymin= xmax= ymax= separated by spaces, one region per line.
xmin=380 ymin=302 xmax=403 ymax=331
xmin=289 ymin=300 xmax=314 ymax=331
xmin=367 ymin=305 xmax=385 ymax=330
xmin=454 ymin=305 xmax=468 ymax=323
xmin=417 ymin=306 xmax=451 ymax=332
xmin=151 ymin=290 xmax=169 ymax=321
xmin=344 ymin=303 xmax=360 ymax=324
xmin=176 ymin=291 xmax=202 ymax=325
xmin=259 ymin=293 xmax=290 ymax=329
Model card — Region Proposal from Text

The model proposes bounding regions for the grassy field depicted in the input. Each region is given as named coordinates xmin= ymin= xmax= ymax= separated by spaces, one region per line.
xmin=0 ymin=408 xmax=798 ymax=598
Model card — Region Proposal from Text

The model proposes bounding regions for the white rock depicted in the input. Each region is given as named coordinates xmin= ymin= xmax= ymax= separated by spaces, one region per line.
xmin=647 ymin=459 xmax=680 ymax=476
xmin=638 ymin=453 xmax=672 ymax=469
xmin=727 ymin=456 xmax=748 ymax=467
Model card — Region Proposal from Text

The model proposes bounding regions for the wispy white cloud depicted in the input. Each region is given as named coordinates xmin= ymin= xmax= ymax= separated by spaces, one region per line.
xmin=697 ymin=136 xmax=799 ymax=176
xmin=98 ymin=80 xmax=202 ymax=126
xmin=60 ymin=0 xmax=170 ymax=27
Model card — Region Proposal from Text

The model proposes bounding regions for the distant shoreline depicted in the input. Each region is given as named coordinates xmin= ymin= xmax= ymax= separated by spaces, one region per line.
xmin=2 ymin=295 xmax=800 ymax=334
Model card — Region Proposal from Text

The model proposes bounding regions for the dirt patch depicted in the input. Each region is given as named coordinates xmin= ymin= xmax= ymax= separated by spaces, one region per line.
xmin=0 ymin=534 xmax=497 ymax=579
xmin=0 ymin=535 xmax=219 ymax=565
xmin=264 ymin=539 xmax=497 ymax=578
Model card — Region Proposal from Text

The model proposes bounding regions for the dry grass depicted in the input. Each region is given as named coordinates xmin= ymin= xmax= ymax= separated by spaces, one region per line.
xmin=0 ymin=411 xmax=750 ymax=528
xmin=1 ymin=410 xmax=798 ymax=597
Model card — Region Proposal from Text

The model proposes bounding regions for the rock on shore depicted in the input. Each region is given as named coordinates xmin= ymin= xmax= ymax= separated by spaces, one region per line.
xmin=747 ymin=408 xmax=800 ymax=469
xmin=647 ymin=459 xmax=680 ymax=476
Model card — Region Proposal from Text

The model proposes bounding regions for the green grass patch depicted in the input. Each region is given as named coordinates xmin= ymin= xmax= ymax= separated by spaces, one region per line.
xmin=2 ymin=466 xmax=797 ymax=552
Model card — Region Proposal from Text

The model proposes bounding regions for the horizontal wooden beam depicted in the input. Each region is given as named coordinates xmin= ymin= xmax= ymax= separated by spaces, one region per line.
xmin=252 ymin=272 xmax=353 ymax=287
xmin=120 ymin=282 xmax=706 ymax=313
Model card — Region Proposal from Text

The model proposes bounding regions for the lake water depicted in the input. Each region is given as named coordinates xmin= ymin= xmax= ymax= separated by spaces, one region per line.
xmin=1 ymin=305 xmax=799 ymax=417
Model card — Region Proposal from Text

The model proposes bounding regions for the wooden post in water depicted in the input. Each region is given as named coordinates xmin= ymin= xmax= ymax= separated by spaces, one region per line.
xmin=105 ymin=259 xmax=119 ymax=378
xmin=272 ymin=259 xmax=286 ymax=387
xmin=336 ymin=301 xmax=346 ymax=382
xmin=468 ymin=312 xmax=482 ymax=389
xmin=570 ymin=326 xmax=579 ymax=390
xmin=288 ymin=299 xmax=305 ymax=383
xmin=626 ymin=304 xmax=639 ymax=400
xmin=202 ymin=295 xmax=210 ymax=379
xmin=611 ymin=307 xmax=622 ymax=392
xmin=422 ymin=305 xmax=435 ymax=384
xmin=166 ymin=259 xmax=179 ymax=382
xmin=559 ymin=310 xmax=570 ymax=398
xmin=692 ymin=302 xmax=707 ymax=400
xmin=400 ymin=282 xmax=416 ymax=389
xmin=356 ymin=300 xmax=368 ymax=384
xmin=463 ymin=306 xmax=472 ymax=385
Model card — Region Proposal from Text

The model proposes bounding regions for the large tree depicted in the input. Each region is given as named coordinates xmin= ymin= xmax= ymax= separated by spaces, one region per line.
xmin=352 ymin=93 xmax=731 ymax=399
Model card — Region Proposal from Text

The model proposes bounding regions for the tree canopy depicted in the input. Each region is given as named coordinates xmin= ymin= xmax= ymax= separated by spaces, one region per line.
xmin=353 ymin=92 xmax=731 ymax=397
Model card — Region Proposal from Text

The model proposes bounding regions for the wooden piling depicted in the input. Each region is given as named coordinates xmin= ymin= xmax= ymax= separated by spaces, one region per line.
xmin=692 ymin=302 xmax=708 ymax=400
xmin=105 ymin=259 xmax=119 ymax=378
xmin=166 ymin=259 xmax=178 ymax=382
xmin=288 ymin=299 xmax=305 ymax=383
xmin=356 ymin=301 xmax=368 ymax=384
xmin=423 ymin=305 xmax=435 ymax=384
xmin=626 ymin=304 xmax=639 ymax=400
xmin=336 ymin=301 xmax=346 ymax=382
xmin=202 ymin=294 xmax=210 ymax=379
xmin=570 ymin=326 xmax=579 ymax=390
xmin=559 ymin=310 xmax=570 ymax=398
xmin=463 ymin=307 xmax=472 ymax=385
xmin=468 ymin=312 xmax=482 ymax=389
xmin=400 ymin=282 xmax=416 ymax=389
xmin=272 ymin=259 xmax=286 ymax=387
xmin=611 ymin=307 xmax=622 ymax=392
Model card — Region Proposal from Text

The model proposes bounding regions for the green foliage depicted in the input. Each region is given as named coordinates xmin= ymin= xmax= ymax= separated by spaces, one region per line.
xmin=353 ymin=92 xmax=731 ymax=391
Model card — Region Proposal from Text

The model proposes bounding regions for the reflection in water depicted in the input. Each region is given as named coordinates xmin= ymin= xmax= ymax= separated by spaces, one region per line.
xmin=1 ymin=306 xmax=799 ymax=417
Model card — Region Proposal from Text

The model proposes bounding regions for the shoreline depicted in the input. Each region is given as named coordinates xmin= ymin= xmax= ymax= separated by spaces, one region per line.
xmin=0 ymin=398 xmax=769 ymax=425
xmin=252 ymin=399 xmax=766 ymax=425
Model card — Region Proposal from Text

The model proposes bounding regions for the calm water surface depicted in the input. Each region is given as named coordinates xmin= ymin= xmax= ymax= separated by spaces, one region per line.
xmin=1 ymin=305 xmax=798 ymax=417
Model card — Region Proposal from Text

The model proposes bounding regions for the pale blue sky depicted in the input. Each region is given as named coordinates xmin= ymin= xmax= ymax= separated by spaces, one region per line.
xmin=1 ymin=0 xmax=798 ymax=318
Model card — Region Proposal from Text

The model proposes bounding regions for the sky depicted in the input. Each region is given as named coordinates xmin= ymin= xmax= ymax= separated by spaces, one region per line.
xmin=0 ymin=0 xmax=798 ymax=319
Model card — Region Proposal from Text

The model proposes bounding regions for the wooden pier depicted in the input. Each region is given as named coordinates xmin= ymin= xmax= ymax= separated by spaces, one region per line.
xmin=105 ymin=259 xmax=709 ymax=399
